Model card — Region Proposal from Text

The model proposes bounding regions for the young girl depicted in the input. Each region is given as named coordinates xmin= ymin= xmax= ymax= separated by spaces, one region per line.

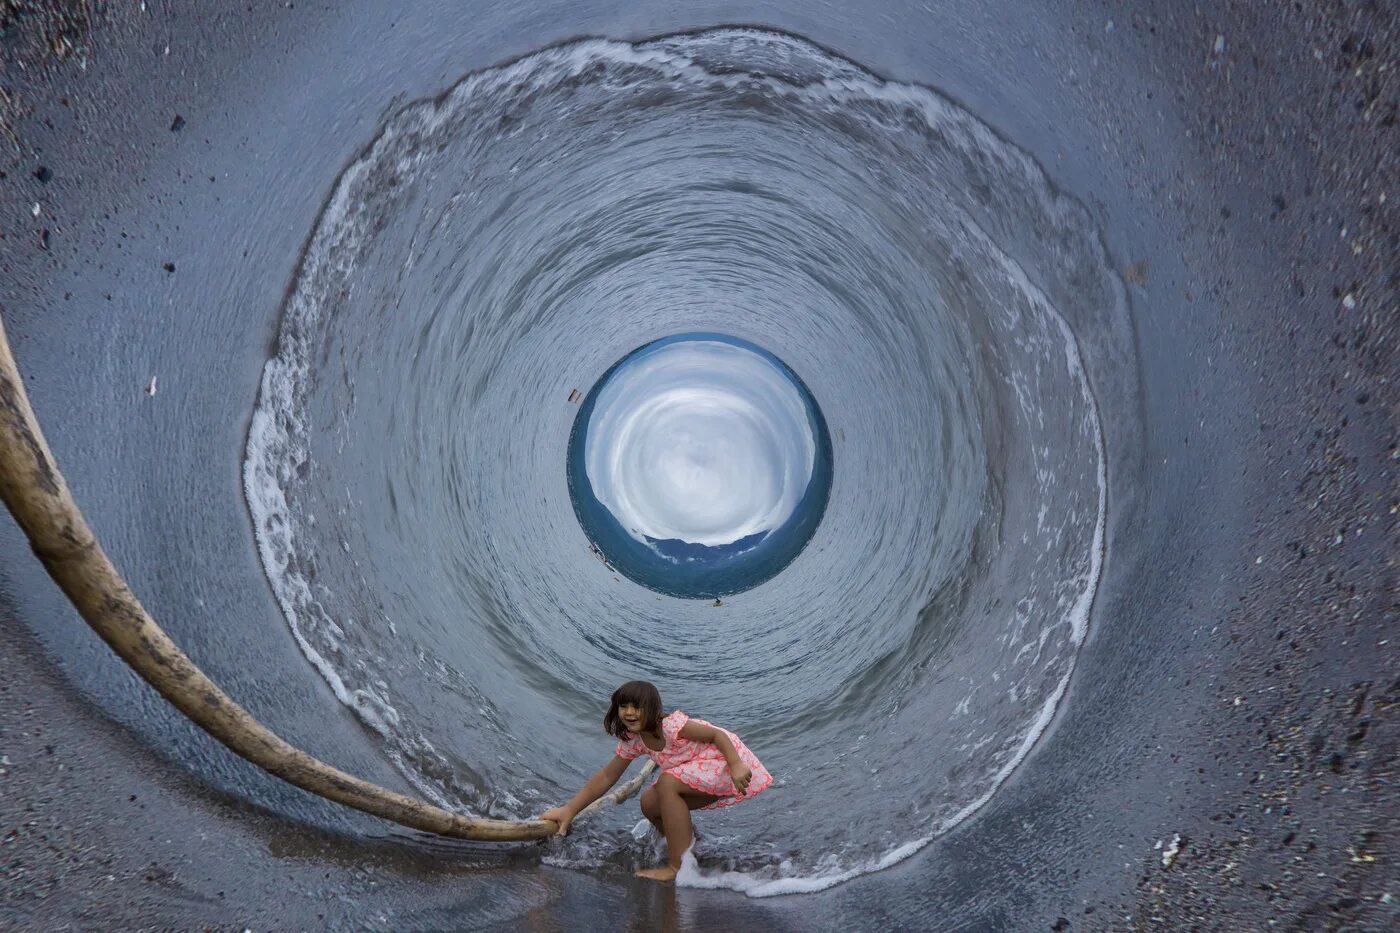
xmin=541 ymin=680 xmax=773 ymax=882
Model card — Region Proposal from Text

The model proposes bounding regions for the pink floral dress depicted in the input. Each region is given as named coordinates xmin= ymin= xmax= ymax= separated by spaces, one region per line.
xmin=615 ymin=711 xmax=773 ymax=810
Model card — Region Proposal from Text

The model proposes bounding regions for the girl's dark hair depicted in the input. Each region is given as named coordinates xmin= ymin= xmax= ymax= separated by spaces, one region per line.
xmin=604 ymin=680 xmax=663 ymax=739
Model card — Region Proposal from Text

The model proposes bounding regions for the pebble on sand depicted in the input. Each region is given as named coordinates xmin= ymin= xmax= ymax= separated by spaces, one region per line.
xmin=1161 ymin=833 xmax=1184 ymax=869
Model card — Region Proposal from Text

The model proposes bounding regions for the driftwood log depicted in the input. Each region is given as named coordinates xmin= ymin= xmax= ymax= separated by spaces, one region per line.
xmin=0 ymin=315 xmax=651 ymax=841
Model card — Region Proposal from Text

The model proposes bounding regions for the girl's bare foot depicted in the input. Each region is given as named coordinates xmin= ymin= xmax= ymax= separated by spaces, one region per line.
xmin=635 ymin=865 xmax=678 ymax=883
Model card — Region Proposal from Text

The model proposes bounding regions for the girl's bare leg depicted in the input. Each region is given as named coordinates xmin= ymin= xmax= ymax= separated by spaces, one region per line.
xmin=636 ymin=774 xmax=718 ymax=882
xmin=639 ymin=786 xmax=664 ymax=836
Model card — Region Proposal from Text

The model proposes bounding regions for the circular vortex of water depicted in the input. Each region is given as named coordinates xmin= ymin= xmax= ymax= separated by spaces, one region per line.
xmin=243 ymin=28 xmax=1126 ymax=893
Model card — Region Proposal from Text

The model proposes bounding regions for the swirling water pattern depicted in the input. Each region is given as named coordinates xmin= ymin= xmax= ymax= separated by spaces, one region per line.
xmin=243 ymin=29 xmax=1126 ymax=893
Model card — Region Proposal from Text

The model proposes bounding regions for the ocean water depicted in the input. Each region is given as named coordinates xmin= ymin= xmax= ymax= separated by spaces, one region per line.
xmin=243 ymin=28 xmax=1129 ymax=894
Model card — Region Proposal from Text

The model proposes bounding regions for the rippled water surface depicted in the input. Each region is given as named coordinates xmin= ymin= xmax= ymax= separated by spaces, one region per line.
xmin=244 ymin=28 xmax=1130 ymax=894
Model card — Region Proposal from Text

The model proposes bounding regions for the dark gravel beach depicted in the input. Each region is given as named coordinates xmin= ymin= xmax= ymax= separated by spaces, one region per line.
xmin=1 ymin=0 xmax=1395 ymax=929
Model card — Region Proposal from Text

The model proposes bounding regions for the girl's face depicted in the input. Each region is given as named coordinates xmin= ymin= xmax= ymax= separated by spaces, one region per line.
xmin=618 ymin=702 xmax=647 ymax=735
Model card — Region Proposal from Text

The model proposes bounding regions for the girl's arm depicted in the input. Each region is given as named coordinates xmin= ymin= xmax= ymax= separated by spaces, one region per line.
xmin=540 ymin=755 xmax=631 ymax=835
xmin=679 ymin=720 xmax=754 ymax=793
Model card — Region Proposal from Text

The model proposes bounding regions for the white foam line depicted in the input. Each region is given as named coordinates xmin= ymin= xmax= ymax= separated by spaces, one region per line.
xmin=675 ymin=837 xmax=931 ymax=897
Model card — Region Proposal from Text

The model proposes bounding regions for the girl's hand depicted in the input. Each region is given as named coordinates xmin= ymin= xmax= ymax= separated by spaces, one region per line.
xmin=730 ymin=762 xmax=753 ymax=795
xmin=541 ymin=807 xmax=574 ymax=836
